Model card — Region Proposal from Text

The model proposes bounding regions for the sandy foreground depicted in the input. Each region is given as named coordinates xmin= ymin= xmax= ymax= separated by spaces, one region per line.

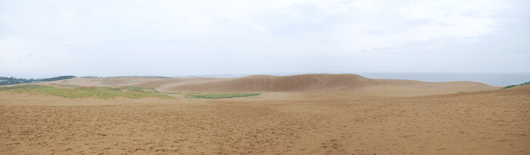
xmin=1 ymin=75 xmax=529 ymax=155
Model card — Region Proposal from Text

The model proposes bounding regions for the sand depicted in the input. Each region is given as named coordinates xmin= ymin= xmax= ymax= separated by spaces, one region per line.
xmin=1 ymin=74 xmax=529 ymax=154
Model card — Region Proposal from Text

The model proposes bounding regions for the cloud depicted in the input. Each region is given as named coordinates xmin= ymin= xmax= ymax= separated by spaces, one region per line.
xmin=254 ymin=3 xmax=352 ymax=35
xmin=403 ymin=18 xmax=432 ymax=27
xmin=460 ymin=10 xmax=484 ymax=18
xmin=0 ymin=0 xmax=528 ymax=78
xmin=362 ymin=29 xmax=386 ymax=35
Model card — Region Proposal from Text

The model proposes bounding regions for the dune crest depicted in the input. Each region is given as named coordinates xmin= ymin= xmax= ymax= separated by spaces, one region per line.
xmin=166 ymin=74 xmax=377 ymax=92
xmin=165 ymin=74 xmax=500 ymax=96
xmin=38 ymin=74 xmax=501 ymax=97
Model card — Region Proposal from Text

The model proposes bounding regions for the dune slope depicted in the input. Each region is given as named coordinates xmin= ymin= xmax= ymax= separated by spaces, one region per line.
xmin=166 ymin=74 xmax=376 ymax=92
xmin=164 ymin=74 xmax=500 ymax=97
xmin=36 ymin=74 xmax=501 ymax=97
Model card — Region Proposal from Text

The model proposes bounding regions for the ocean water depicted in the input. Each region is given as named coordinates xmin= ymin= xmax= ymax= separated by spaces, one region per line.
xmin=175 ymin=72 xmax=530 ymax=87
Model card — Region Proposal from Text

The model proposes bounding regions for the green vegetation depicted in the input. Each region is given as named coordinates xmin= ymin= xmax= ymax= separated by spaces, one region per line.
xmin=0 ymin=84 xmax=260 ymax=99
xmin=0 ymin=75 xmax=76 ymax=85
xmin=502 ymin=81 xmax=530 ymax=89
xmin=0 ymin=84 xmax=173 ymax=99
xmin=184 ymin=92 xmax=262 ymax=99
xmin=119 ymin=86 xmax=155 ymax=92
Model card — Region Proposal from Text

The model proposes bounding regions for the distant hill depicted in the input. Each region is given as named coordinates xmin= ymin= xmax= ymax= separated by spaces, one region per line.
xmin=0 ymin=76 xmax=76 ymax=85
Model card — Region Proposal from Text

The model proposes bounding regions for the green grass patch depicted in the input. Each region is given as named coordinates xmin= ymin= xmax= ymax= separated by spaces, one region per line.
xmin=104 ymin=87 xmax=122 ymax=91
xmin=184 ymin=92 xmax=262 ymax=99
xmin=0 ymin=84 xmax=172 ymax=99
xmin=119 ymin=86 xmax=155 ymax=92
xmin=502 ymin=81 xmax=530 ymax=89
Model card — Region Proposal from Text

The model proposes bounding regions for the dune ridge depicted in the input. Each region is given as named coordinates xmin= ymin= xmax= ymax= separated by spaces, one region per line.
xmin=163 ymin=74 xmax=499 ymax=96
xmin=166 ymin=74 xmax=376 ymax=92
xmin=37 ymin=74 xmax=500 ymax=97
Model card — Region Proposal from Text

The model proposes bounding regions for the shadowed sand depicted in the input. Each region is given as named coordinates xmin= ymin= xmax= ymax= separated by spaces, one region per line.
xmin=1 ymin=74 xmax=528 ymax=154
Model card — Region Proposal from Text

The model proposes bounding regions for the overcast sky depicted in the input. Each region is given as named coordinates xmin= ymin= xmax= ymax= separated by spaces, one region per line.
xmin=1 ymin=0 xmax=529 ymax=78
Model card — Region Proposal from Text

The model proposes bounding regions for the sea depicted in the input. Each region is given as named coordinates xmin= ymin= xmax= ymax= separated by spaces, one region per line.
xmin=175 ymin=72 xmax=530 ymax=87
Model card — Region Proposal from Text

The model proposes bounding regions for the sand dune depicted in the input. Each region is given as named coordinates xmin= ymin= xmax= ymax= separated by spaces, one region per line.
xmin=1 ymin=84 xmax=528 ymax=154
xmin=157 ymin=74 xmax=500 ymax=97
xmin=37 ymin=74 xmax=501 ymax=98
xmin=165 ymin=74 xmax=375 ymax=93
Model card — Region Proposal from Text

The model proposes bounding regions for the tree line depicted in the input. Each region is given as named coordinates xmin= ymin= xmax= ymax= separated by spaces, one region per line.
xmin=0 ymin=75 xmax=76 ymax=86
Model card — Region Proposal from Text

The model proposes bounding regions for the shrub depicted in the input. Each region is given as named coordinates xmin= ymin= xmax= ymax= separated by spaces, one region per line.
xmin=502 ymin=81 xmax=530 ymax=89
